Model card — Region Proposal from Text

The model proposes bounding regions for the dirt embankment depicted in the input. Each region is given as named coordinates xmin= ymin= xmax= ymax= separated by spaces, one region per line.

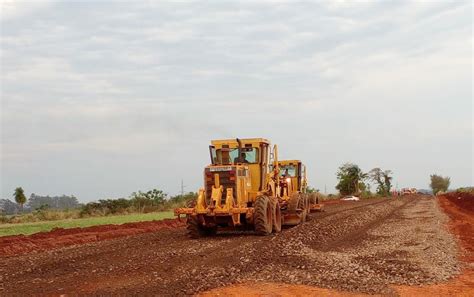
xmin=0 ymin=219 xmax=184 ymax=257
xmin=439 ymin=192 xmax=474 ymax=262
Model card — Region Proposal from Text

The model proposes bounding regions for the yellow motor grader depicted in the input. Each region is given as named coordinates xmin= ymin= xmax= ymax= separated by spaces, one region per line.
xmin=276 ymin=160 xmax=324 ymax=221
xmin=174 ymin=138 xmax=310 ymax=238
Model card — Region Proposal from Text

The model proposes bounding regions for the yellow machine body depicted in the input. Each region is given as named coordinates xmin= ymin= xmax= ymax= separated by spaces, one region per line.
xmin=277 ymin=159 xmax=323 ymax=213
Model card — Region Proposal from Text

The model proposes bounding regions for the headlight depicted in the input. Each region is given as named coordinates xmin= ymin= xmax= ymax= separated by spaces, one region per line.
xmin=286 ymin=178 xmax=291 ymax=183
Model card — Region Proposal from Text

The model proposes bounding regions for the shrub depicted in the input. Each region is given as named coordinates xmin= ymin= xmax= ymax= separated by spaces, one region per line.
xmin=0 ymin=215 xmax=10 ymax=224
xmin=430 ymin=174 xmax=450 ymax=195
xmin=457 ymin=187 xmax=474 ymax=194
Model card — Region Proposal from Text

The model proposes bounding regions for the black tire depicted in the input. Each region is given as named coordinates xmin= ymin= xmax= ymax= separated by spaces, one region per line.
xmin=254 ymin=196 xmax=272 ymax=235
xmin=271 ymin=198 xmax=282 ymax=233
xmin=297 ymin=195 xmax=308 ymax=222
xmin=287 ymin=194 xmax=299 ymax=213
xmin=186 ymin=215 xmax=216 ymax=239
xmin=305 ymin=195 xmax=312 ymax=221
xmin=309 ymin=193 xmax=316 ymax=205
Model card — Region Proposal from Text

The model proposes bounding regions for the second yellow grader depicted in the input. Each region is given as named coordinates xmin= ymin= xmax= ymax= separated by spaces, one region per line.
xmin=174 ymin=138 xmax=321 ymax=238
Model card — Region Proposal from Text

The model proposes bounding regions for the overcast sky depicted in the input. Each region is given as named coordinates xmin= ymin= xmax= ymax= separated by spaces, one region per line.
xmin=1 ymin=1 xmax=472 ymax=202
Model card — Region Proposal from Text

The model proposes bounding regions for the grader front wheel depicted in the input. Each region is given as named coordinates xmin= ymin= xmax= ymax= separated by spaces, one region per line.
xmin=254 ymin=196 xmax=273 ymax=235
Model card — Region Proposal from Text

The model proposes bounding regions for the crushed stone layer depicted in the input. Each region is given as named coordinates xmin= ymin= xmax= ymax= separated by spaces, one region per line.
xmin=0 ymin=196 xmax=460 ymax=295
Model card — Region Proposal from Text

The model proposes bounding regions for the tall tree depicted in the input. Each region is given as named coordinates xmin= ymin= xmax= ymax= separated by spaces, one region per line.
xmin=369 ymin=168 xmax=393 ymax=195
xmin=430 ymin=174 xmax=450 ymax=195
xmin=369 ymin=168 xmax=384 ymax=194
xmin=382 ymin=170 xmax=393 ymax=194
xmin=13 ymin=187 xmax=27 ymax=212
xmin=336 ymin=163 xmax=367 ymax=195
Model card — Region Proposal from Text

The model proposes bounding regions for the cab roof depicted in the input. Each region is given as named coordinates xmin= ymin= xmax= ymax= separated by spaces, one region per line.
xmin=211 ymin=138 xmax=270 ymax=146
xmin=278 ymin=160 xmax=302 ymax=165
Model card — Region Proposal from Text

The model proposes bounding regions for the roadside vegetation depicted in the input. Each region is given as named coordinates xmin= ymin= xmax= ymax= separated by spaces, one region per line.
xmin=456 ymin=187 xmax=474 ymax=194
xmin=1 ymin=188 xmax=196 ymax=229
xmin=334 ymin=165 xmax=460 ymax=198
xmin=0 ymin=211 xmax=175 ymax=237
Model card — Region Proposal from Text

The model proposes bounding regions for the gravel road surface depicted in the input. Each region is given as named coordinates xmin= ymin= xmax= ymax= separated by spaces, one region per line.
xmin=0 ymin=196 xmax=460 ymax=295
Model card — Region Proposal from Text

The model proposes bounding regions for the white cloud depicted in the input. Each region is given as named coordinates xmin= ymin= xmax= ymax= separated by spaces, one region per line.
xmin=0 ymin=0 xmax=54 ymax=20
xmin=1 ymin=1 xmax=472 ymax=199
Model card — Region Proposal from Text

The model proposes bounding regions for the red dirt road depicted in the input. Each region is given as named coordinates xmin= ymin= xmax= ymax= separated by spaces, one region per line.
xmin=0 ymin=218 xmax=184 ymax=257
xmin=202 ymin=193 xmax=474 ymax=297
xmin=0 ymin=202 xmax=347 ymax=257
xmin=0 ymin=196 xmax=468 ymax=296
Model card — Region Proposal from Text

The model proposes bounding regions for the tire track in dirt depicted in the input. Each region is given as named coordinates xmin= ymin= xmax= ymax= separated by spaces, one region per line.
xmin=319 ymin=198 xmax=417 ymax=251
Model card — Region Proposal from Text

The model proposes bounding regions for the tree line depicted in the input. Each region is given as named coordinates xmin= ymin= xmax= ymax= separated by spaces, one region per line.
xmin=335 ymin=163 xmax=394 ymax=196
xmin=335 ymin=163 xmax=451 ymax=196
xmin=1 ymin=189 xmax=81 ymax=215
xmin=2 ymin=169 xmax=453 ymax=216
xmin=1 ymin=187 xmax=196 ymax=216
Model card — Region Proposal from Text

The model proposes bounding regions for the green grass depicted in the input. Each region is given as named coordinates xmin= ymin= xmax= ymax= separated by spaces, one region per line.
xmin=0 ymin=211 xmax=175 ymax=237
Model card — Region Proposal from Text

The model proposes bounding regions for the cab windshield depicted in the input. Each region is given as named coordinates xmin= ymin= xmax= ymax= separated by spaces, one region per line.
xmin=210 ymin=147 xmax=259 ymax=164
xmin=279 ymin=165 xmax=297 ymax=177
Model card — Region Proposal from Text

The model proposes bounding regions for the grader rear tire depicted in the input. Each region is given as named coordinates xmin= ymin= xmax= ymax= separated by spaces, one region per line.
xmin=186 ymin=215 xmax=216 ymax=239
xmin=305 ymin=195 xmax=311 ymax=221
xmin=254 ymin=196 xmax=272 ymax=235
xmin=271 ymin=198 xmax=282 ymax=233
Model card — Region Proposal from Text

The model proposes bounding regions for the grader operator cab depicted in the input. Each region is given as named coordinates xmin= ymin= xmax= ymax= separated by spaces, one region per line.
xmin=174 ymin=138 xmax=311 ymax=238
xmin=276 ymin=160 xmax=324 ymax=217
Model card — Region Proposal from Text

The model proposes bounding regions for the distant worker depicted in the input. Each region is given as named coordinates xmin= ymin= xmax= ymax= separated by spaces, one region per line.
xmin=234 ymin=152 xmax=249 ymax=163
xmin=282 ymin=168 xmax=290 ymax=178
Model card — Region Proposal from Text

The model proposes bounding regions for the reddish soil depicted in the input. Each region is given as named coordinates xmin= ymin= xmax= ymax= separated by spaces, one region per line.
xmin=393 ymin=192 xmax=474 ymax=296
xmin=204 ymin=194 xmax=474 ymax=297
xmin=200 ymin=282 xmax=369 ymax=296
xmin=0 ymin=196 xmax=468 ymax=296
xmin=437 ymin=192 xmax=473 ymax=262
xmin=0 ymin=218 xmax=184 ymax=257
xmin=0 ymin=199 xmax=342 ymax=258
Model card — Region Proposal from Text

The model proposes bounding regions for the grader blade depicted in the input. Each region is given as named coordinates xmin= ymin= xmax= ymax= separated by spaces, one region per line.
xmin=308 ymin=193 xmax=324 ymax=212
